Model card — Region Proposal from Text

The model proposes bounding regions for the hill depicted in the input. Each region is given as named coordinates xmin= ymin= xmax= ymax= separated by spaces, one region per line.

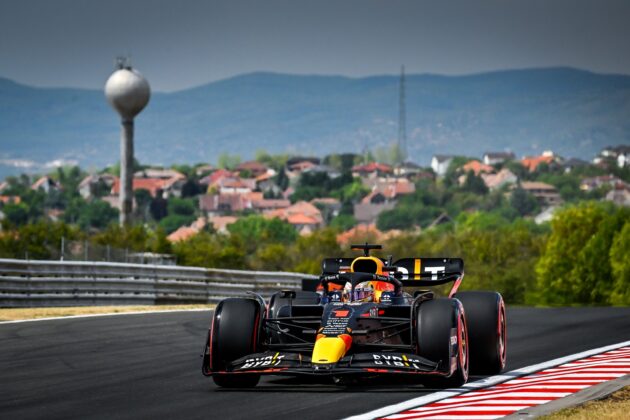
xmin=1 ymin=67 xmax=629 ymax=177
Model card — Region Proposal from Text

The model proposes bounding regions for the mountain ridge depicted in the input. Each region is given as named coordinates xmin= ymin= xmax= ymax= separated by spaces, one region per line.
xmin=1 ymin=67 xmax=629 ymax=178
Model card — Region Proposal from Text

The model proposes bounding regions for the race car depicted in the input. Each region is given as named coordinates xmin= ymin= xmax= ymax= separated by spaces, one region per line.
xmin=201 ymin=243 xmax=507 ymax=388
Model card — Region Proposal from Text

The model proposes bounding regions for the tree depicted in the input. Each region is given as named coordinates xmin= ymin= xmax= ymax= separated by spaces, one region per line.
xmin=168 ymin=197 xmax=196 ymax=217
xmin=159 ymin=214 xmax=196 ymax=234
xmin=181 ymin=179 xmax=201 ymax=198
xmin=149 ymin=195 xmax=168 ymax=221
xmin=535 ymin=202 xmax=623 ymax=305
xmin=63 ymin=197 xmax=118 ymax=230
xmin=134 ymin=189 xmax=152 ymax=222
xmin=217 ymin=153 xmax=241 ymax=170
xmin=274 ymin=168 xmax=289 ymax=190
xmin=510 ymin=186 xmax=538 ymax=216
xmin=329 ymin=214 xmax=357 ymax=231
xmin=610 ymin=221 xmax=630 ymax=305
xmin=462 ymin=171 xmax=488 ymax=195
xmin=2 ymin=202 xmax=30 ymax=226
xmin=173 ymin=232 xmax=246 ymax=269
xmin=227 ymin=216 xmax=297 ymax=251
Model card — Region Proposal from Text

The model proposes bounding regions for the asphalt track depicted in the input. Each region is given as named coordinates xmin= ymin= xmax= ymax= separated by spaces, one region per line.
xmin=1 ymin=307 xmax=630 ymax=420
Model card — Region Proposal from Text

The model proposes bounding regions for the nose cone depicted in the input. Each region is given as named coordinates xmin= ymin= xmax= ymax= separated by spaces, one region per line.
xmin=311 ymin=335 xmax=352 ymax=364
xmin=105 ymin=68 xmax=150 ymax=120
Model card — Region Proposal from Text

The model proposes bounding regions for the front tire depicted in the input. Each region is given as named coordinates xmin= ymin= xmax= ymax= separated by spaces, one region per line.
xmin=416 ymin=298 xmax=469 ymax=388
xmin=208 ymin=298 xmax=262 ymax=388
xmin=454 ymin=291 xmax=506 ymax=375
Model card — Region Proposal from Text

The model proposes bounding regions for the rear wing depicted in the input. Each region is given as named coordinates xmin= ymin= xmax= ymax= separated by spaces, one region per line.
xmin=393 ymin=258 xmax=464 ymax=287
xmin=322 ymin=257 xmax=464 ymax=286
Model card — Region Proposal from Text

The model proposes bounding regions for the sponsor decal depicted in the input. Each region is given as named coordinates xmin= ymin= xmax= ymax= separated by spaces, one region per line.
xmin=372 ymin=354 xmax=424 ymax=370
xmin=239 ymin=352 xmax=284 ymax=370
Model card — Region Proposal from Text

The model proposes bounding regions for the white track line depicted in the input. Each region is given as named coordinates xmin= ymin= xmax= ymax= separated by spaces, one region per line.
xmin=0 ymin=308 xmax=212 ymax=324
xmin=345 ymin=339 xmax=630 ymax=420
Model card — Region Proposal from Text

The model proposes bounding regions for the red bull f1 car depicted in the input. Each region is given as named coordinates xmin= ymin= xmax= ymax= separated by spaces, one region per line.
xmin=202 ymin=244 xmax=507 ymax=387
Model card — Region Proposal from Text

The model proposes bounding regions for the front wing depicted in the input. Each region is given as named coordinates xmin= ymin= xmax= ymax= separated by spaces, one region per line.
xmin=205 ymin=351 xmax=450 ymax=377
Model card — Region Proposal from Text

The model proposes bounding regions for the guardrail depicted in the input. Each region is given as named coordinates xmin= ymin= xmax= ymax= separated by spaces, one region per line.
xmin=0 ymin=258 xmax=318 ymax=307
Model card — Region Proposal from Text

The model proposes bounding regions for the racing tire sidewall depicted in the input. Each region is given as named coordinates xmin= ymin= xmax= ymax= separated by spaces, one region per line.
xmin=453 ymin=291 xmax=507 ymax=375
xmin=210 ymin=298 xmax=262 ymax=388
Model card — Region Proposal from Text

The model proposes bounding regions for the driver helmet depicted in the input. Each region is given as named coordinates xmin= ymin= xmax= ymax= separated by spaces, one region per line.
xmin=343 ymin=281 xmax=395 ymax=303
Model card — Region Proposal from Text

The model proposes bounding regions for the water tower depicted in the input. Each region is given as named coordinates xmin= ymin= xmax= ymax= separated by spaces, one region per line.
xmin=104 ymin=57 xmax=150 ymax=225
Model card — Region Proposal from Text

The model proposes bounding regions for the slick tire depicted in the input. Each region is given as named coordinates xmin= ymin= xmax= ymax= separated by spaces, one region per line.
xmin=416 ymin=298 xmax=469 ymax=388
xmin=453 ymin=291 xmax=507 ymax=375
xmin=210 ymin=298 xmax=262 ymax=388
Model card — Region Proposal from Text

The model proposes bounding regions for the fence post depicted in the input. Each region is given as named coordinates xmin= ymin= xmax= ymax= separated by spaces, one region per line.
xmin=60 ymin=237 xmax=65 ymax=261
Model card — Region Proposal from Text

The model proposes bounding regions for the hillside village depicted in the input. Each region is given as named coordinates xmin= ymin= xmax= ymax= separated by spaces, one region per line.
xmin=1 ymin=144 xmax=628 ymax=249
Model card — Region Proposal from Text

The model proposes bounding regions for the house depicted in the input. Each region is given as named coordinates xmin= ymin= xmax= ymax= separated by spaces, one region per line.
xmin=252 ymin=198 xmax=291 ymax=212
xmin=393 ymin=161 xmax=423 ymax=178
xmin=561 ymin=158 xmax=589 ymax=173
xmin=337 ymin=223 xmax=384 ymax=246
xmin=255 ymin=172 xmax=281 ymax=195
xmin=199 ymin=169 xmax=236 ymax=187
xmin=285 ymin=158 xmax=321 ymax=180
xmin=351 ymin=162 xmax=393 ymax=178
xmin=361 ymin=177 xmax=416 ymax=199
xmin=195 ymin=164 xmax=215 ymax=176
xmin=483 ymin=152 xmax=515 ymax=166
xmin=217 ymin=177 xmax=257 ymax=194
xmin=461 ymin=160 xmax=494 ymax=176
xmin=78 ymin=174 xmax=117 ymax=199
xmin=594 ymin=145 xmax=630 ymax=168
xmin=519 ymin=182 xmax=563 ymax=206
xmin=431 ymin=155 xmax=454 ymax=176
xmin=481 ymin=168 xmax=518 ymax=191
xmin=209 ymin=215 xmax=239 ymax=234
xmin=134 ymin=168 xmax=185 ymax=180
xmin=521 ymin=152 xmax=557 ymax=172
xmin=111 ymin=169 xmax=187 ymax=198
xmin=111 ymin=177 xmax=175 ymax=198
xmin=31 ymin=176 xmax=59 ymax=193
xmin=167 ymin=217 xmax=209 ymax=242
xmin=235 ymin=161 xmax=270 ymax=177
xmin=264 ymin=201 xmax=324 ymax=234
xmin=310 ymin=197 xmax=342 ymax=221
xmin=580 ymin=175 xmax=625 ymax=192
xmin=605 ymin=184 xmax=630 ymax=207
xmin=0 ymin=196 xmax=21 ymax=205
xmin=353 ymin=202 xmax=396 ymax=224
xmin=199 ymin=192 xmax=263 ymax=216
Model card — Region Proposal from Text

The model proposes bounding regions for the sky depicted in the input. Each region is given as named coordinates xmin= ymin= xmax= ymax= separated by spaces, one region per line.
xmin=1 ymin=0 xmax=630 ymax=92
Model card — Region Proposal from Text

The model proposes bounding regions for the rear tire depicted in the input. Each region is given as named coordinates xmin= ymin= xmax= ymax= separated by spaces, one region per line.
xmin=416 ymin=298 xmax=469 ymax=388
xmin=209 ymin=298 xmax=262 ymax=388
xmin=454 ymin=291 xmax=506 ymax=375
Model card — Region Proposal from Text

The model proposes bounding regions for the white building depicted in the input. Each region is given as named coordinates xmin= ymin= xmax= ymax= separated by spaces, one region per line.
xmin=431 ymin=155 xmax=454 ymax=177
xmin=482 ymin=152 xmax=515 ymax=166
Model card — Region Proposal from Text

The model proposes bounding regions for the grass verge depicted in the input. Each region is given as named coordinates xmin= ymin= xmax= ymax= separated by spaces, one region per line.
xmin=0 ymin=305 xmax=213 ymax=321
xmin=541 ymin=385 xmax=630 ymax=420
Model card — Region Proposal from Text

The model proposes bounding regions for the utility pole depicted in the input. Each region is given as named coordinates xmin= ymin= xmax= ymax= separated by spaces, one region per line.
xmin=397 ymin=65 xmax=407 ymax=165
